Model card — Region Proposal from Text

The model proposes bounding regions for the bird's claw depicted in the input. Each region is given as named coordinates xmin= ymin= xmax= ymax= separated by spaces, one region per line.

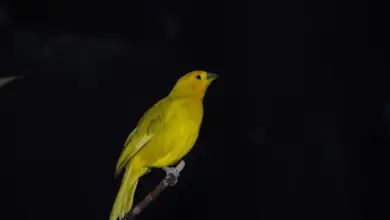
xmin=163 ymin=166 xmax=180 ymax=186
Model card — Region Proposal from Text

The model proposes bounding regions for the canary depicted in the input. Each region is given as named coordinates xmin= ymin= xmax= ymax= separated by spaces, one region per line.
xmin=110 ymin=70 xmax=218 ymax=220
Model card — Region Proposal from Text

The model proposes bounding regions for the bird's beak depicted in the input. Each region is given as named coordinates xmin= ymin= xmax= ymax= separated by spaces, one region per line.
xmin=207 ymin=72 xmax=219 ymax=82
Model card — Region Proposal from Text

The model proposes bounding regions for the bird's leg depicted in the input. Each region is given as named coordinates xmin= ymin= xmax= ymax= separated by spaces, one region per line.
xmin=162 ymin=166 xmax=180 ymax=186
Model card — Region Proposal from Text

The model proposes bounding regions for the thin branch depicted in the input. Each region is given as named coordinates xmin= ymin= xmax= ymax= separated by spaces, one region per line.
xmin=124 ymin=160 xmax=186 ymax=220
xmin=0 ymin=76 xmax=22 ymax=89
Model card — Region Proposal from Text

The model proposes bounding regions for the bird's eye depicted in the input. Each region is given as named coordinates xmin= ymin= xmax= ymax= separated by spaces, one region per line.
xmin=196 ymin=75 xmax=202 ymax=80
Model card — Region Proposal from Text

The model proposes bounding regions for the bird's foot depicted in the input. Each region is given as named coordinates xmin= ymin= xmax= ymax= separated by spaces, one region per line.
xmin=163 ymin=166 xmax=180 ymax=186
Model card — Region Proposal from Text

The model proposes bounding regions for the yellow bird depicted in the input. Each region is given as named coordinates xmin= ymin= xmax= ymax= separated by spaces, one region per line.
xmin=110 ymin=70 xmax=218 ymax=220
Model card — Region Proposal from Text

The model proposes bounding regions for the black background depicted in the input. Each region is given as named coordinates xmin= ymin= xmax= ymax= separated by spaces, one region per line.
xmin=0 ymin=1 xmax=386 ymax=220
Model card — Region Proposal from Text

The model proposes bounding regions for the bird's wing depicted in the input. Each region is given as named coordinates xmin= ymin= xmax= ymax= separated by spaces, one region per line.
xmin=115 ymin=100 xmax=166 ymax=176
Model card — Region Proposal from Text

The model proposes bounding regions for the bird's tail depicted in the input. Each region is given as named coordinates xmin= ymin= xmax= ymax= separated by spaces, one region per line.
xmin=110 ymin=163 xmax=147 ymax=220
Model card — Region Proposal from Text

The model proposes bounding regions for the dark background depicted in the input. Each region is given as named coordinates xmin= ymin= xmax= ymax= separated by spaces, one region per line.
xmin=0 ymin=0 xmax=385 ymax=220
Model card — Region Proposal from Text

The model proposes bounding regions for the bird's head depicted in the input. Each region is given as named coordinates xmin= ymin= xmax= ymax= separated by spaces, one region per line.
xmin=169 ymin=70 xmax=218 ymax=99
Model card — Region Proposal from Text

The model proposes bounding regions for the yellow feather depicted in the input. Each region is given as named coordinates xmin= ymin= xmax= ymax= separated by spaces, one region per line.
xmin=115 ymin=132 xmax=153 ymax=176
xmin=110 ymin=70 xmax=218 ymax=220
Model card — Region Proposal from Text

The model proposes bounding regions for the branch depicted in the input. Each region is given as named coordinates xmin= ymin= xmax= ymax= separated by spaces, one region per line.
xmin=124 ymin=160 xmax=186 ymax=220
xmin=0 ymin=76 xmax=22 ymax=89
